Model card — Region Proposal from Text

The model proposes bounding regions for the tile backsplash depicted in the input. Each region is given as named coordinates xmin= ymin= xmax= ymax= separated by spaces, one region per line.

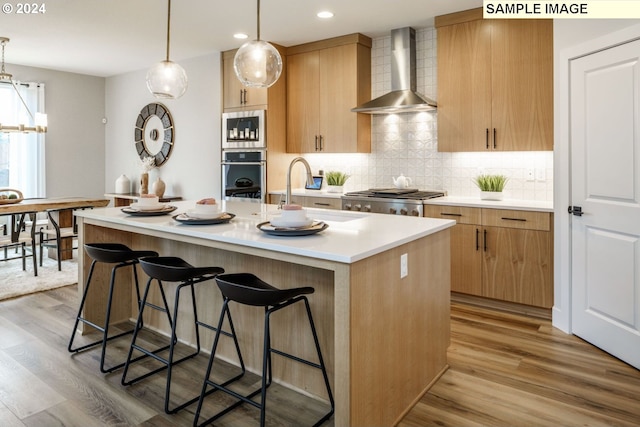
xmin=303 ymin=27 xmax=553 ymax=202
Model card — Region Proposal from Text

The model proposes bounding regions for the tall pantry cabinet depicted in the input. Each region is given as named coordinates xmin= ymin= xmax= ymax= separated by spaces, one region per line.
xmin=435 ymin=8 xmax=553 ymax=151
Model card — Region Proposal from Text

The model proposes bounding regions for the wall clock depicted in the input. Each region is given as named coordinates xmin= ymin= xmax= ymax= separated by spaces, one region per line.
xmin=134 ymin=102 xmax=174 ymax=167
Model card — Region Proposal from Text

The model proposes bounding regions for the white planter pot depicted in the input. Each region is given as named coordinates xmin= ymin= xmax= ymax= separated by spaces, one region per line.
xmin=326 ymin=185 xmax=344 ymax=193
xmin=480 ymin=191 xmax=504 ymax=201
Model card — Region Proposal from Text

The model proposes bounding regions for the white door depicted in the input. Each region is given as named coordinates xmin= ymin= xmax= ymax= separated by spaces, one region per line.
xmin=570 ymin=39 xmax=640 ymax=369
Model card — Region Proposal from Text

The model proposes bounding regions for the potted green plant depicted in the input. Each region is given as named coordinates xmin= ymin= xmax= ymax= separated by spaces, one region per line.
xmin=474 ymin=174 xmax=508 ymax=200
xmin=325 ymin=171 xmax=350 ymax=193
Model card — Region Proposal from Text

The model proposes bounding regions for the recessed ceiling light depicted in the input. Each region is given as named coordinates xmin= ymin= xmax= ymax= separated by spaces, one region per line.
xmin=317 ymin=11 xmax=334 ymax=19
xmin=234 ymin=33 xmax=249 ymax=39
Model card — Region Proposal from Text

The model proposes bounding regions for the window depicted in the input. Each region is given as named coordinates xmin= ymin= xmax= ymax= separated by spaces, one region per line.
xmin=0 ymin=81 xmax=46 ymax=198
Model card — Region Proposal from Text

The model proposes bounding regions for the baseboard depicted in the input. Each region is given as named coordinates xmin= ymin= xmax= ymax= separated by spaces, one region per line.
xmin=451 ymin=292 xmax=552 ymax=320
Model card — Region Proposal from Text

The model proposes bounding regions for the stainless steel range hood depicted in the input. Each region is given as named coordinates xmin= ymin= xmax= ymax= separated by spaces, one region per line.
xmin=352 ymin=27 xmax=437 ymax=114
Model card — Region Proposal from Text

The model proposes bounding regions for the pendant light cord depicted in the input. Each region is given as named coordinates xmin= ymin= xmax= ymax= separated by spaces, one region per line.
xmin=256 ymin=0 xmax=261 ymax=41
xmin=0 ymin=37 xmax=34 ymax=120
xmin=0 ymin=38 xmax=11 ymax=79
xmin=1 ymin=39 xmax=6 ymax=76
xmin=165 ymin=0 xmax=172 ymax=62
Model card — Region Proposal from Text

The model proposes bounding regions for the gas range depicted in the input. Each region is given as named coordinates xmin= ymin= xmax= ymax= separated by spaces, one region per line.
xmin=341 ymin=188 xmax=446 ymax=216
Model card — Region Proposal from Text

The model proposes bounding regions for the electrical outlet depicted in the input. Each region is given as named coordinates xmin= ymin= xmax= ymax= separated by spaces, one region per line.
xmin=400 ymin=253 xmax=408 ymax=278
xmin=526 ymin=168 xmax=535 ymax=181
xmin=536 ymin=168 xmax=546 ymax=182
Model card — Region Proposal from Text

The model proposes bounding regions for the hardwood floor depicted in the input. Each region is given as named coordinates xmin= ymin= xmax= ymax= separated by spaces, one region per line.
xmin=1 ymin=286 xmax=639 ymax=426
xmin=399 ymin=302 xmax=640 ymax=427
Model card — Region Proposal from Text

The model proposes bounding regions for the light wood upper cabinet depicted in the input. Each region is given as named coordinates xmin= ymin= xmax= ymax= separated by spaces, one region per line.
xmin=287 ymin=50 xmax=321 ymax=152
xmin=287 ymin=34 xmax=371 ymax=153
xmin=222 ymin=49 xmax=268 ymax=111
xmin=435 ymin=9 xmax=553 ymax=151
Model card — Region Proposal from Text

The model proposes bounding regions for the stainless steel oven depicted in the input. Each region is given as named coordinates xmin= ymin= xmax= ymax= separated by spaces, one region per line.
xmin=222 ymin=150 xmax=266 ymax=202
xmin=222 ymin=110 xmax=265 ymax=149
xmin=342 ymin=189 xmax=445 ymax=216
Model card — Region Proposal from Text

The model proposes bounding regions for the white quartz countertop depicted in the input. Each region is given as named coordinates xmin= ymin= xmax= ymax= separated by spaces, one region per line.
xmin=424 ymin=196 xmax=554 ymax=213
xmin=76 ymin=200 xmax=455 ymax=264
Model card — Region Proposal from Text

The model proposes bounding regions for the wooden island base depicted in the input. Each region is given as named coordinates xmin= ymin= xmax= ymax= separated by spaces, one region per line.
xmin=77 ymin=217 xmax=450 ymax=427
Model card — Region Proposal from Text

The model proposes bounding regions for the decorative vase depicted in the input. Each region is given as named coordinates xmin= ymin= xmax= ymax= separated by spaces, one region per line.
xmin=480 ymin=191 xmax=504 ymax=201
xmin=115 ymin=174 xmax=130 ymax=194
xmin=140 ymin=172 xmax=149 ymax=195
xmin=152 ymin=177 xmax=166 ymax=198
xmin=326 ymin=185 xmax=344 ymax=193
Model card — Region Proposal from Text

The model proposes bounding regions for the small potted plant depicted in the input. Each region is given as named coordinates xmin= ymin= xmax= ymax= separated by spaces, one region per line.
xmin=474 ymin=174 xmax=508 ymax=201
xmin=325 ymin=171 xmax=350 ymax=193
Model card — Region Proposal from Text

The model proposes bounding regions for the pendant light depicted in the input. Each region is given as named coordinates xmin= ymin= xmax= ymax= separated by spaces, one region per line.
xmin=146 ymin=0 xmax=188 ymax=99
xmin=0 ymin=37 xmax=47 ymax=133
xmin=233 ymin=0 xmax=282 ymax=88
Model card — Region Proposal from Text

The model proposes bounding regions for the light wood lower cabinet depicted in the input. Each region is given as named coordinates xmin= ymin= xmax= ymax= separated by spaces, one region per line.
xmin=425 ymin=205 xmax=553 ymax=308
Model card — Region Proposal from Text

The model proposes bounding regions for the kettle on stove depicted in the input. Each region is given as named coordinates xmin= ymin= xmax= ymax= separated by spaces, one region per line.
xmin=393 ymin=174 xmax=412 ymax=189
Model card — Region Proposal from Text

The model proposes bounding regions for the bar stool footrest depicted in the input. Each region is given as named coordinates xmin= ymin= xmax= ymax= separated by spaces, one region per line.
xmin=121 ymin=343 xmax=199 ymax=385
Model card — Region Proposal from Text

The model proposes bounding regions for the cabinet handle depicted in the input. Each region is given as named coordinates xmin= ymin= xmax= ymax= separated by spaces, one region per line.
xmin=314 ymin=202 xmax=331 ymax=206
xmin=315 ymin=135 xmax=319 ymax=151
xmin=493 ymin=128 xmax=497 ymax=149
xmin=319 ymin=135 xmax=324 ymax=151
xmin=501 ymin=217 xmax=527 ymax=222
xmin=486 ymin=128 xmax=489 ymax=149
xmin=243 ymin=89 xmax=247 ymax=104
xmin=239 ymin=89 xmax=243 ymax=105
xmin=484 ymin=229 xmax=487 ymax=252
xmin=476 ymin=228 xmax=480 ymax=251
xmin=441 ymin=212 xmax=462 ymax=217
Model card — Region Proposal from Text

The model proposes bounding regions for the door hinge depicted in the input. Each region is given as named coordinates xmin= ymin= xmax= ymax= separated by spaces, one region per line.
xmin=568 ymin=205 xmax=583 ymax=216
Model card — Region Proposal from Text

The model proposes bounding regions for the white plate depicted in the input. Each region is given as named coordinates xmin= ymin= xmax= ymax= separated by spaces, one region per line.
xmin=129 ymin=202 xmax=166 ymax=211
xmin=185 ymin=209 xmax=226 ymax=219
xmin=269 ymin=216 xmax=313 ymax=228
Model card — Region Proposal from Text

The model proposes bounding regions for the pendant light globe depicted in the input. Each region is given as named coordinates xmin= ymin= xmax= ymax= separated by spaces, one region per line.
xmin=146 ymin=60 xmax=188 ymax=99
xmin=233 ymin=40 xmax=282 ymax=88
xmin=146 ymin=0 xmax=187 ymax=99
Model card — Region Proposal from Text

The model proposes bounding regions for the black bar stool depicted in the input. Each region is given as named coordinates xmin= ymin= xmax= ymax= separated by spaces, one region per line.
xmin=68 ymin=243 xmax=158 ymax=373
xmin=120 ymin=256 xmax=239 ymax=415
xmin=193 ymin=273 xmax=335 ymax=427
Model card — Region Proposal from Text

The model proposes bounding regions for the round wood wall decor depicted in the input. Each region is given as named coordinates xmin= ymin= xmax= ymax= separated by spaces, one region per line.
xmin=134 ymin=102 xmax=174 ymax=167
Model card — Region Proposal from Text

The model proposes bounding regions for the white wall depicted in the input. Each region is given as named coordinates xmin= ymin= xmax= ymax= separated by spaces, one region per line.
xmin=553 ymin=19 xmax=640 ymax=332
xmin=105 ymin=53 xmax=222 ymax=201
xmin=8 ymin=64 xmax=105 ymax=198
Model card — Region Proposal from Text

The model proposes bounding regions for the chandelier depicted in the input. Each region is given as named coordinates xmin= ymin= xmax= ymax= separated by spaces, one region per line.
xmin=0 ymin=37 xmax=47 ymax=133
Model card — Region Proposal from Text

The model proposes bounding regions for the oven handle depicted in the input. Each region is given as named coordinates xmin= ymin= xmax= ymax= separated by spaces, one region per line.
xmin=221 ymin=161 xmax=266 ymax=166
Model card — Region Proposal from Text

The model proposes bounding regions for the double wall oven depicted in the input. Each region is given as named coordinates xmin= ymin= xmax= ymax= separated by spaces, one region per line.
xmin=221 ymin=110 xmax=266 ymax=202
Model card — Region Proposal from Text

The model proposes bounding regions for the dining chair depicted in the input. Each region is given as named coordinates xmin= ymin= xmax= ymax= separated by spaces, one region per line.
xmin=0 ymin=213 xmax=38 ymax=275
xmin=39 ymin=206 xmax=93 ymax=271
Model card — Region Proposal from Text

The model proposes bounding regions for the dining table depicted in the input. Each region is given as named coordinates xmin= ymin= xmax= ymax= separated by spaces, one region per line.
xmin=0 ymin=196 xmax=110 ymax=264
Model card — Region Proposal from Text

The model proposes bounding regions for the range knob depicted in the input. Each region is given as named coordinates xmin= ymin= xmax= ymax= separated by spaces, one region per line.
xmin=389 ymin=207 xmax=397 ymax=215
xmin=400 ymin=208 xmax=408 ymax=216
xmin=363 ymin=205 xmax=372 ymax=212
xmin=411 ymin=209 xmax=420 ymax=217
xmin=354 ymin=204 xmax=362 ymax=211
xmin=344 ymin=203 xmax=352 ymax=210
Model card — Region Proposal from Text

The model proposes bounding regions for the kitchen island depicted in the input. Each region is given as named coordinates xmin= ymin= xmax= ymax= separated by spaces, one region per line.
xmin=75 ymin=200 xmax=454 ymax=427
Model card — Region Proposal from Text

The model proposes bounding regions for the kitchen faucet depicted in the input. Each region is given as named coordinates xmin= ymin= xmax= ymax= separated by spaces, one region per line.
xmin=286 ymin=157 xmax=314 ymax=206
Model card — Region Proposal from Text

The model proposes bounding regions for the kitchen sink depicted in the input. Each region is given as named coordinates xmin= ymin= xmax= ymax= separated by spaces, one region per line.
xmin=307 ymin=209 xmax=366 ymax=222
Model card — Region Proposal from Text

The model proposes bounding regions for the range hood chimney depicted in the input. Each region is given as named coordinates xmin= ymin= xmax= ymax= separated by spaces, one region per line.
xmin=352 ymin=27 xmax=437 ymax=114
